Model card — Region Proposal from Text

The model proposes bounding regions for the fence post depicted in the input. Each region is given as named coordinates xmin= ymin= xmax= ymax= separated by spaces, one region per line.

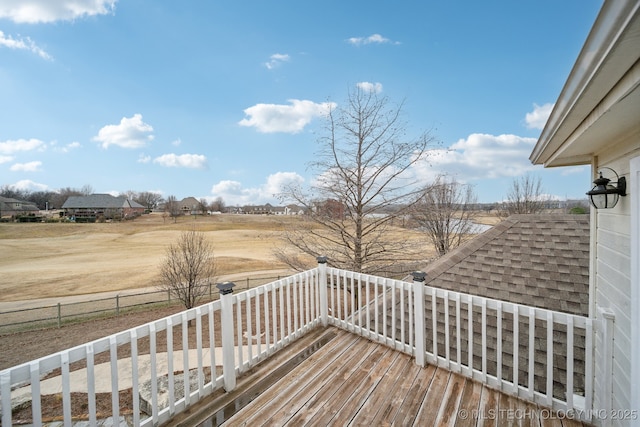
xmin=412 ymin=271 xmax=426 ymax=367
xmin=317 ymin=257 xmax=328 ymax=327
xmin=57 ymin=303 xmax=62 ymax=329
xmin=116 ymin=295 xmax=120 ymax=316
xmin=217 ymin=281 xmax=236 ymax=392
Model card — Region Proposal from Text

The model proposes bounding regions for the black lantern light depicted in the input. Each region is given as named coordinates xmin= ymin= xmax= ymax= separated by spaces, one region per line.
xmin=586 ymin=168 xmax=627 ymax=209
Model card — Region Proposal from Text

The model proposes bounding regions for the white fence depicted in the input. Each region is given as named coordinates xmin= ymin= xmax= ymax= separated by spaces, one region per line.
xmin=0 ymin=260 xmax=612 ymax=426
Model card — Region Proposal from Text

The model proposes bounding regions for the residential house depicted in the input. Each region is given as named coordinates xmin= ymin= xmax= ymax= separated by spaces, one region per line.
xmin=530 ymin=0 xmax=640 ymax=423
xmin=0 ymin=196 xmax=39 ymax=219
xmin=62 ymin=194 xmax=146 ymax=221
xmin=178 ymin=197 xmax=201 ymax=215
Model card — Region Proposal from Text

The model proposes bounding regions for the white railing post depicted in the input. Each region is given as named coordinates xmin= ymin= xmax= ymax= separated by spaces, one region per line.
xmin=217 ymin=281 xmax=236 ymax=392
xmin=598 ymin=307 xmax=615 ymax=426
xmin=412 ymin=271 xmax=426 ymax=367
xmin=318 ymin=257 xmax=329 ymax=326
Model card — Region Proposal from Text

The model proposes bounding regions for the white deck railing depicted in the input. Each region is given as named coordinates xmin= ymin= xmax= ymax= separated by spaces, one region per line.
xmin=0 ymin=259 xmax=612 ymax=425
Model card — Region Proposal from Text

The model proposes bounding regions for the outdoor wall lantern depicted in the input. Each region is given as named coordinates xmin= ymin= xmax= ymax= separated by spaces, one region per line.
xmin=586 ymin=168 xmax=627 ymax=209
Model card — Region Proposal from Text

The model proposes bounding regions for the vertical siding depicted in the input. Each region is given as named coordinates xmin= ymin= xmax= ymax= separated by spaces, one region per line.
xmin=592 ymin=151 xmax=637 ymax=426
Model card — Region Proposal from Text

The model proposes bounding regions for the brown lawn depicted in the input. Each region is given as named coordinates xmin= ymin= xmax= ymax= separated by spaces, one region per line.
xmin=0 ymin=213 xmax=299 ymax=303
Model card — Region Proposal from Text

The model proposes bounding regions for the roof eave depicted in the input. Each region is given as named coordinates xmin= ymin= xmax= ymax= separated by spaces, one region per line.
xmin=531 ymin=0 xmax=640 ymax=167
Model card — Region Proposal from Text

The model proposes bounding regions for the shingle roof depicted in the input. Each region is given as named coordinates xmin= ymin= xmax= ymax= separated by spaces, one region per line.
xmin=381 ymin=214 xmax=591 ymax=399
xmin=62 ymin=194 xmax=137 ymax=209
xmin=423 ymin=214 xmax=590 ymax=316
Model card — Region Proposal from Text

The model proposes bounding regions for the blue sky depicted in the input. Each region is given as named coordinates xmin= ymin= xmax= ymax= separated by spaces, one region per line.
xmin=0 ymin=1 xmax=603 ymax=206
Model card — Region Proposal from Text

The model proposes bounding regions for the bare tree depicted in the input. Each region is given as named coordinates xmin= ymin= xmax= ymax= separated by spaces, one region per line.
xmin=163 ymin=195 xmax=180 ymax=222
xmin=498 ymin=173 xmax=548 ymax=216
xmin=412 ymin=175 xmax=478 ymax=257
xmin=157 ymin=229 xmax=217 ymax=310
xmin=210 ymin=196 xmax=226 ymax=213
xmin=134 ymin=191 xmax=164 ymax=211
xmin=277 ymin=87 xmax=438 ymax=275
xmin=198 ymin=198 xmax=210 ymax=215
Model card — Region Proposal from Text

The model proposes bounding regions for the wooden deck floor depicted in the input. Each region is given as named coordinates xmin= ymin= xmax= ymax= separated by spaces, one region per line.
xmin=164 ymin=327 xmax=592 ymax=427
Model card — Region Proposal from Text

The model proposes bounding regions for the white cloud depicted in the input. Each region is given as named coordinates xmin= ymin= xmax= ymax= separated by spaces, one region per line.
xmin=211 ymin=172 xmax=304 ymax=205
xmin=92 ymin=114 xmax=154 ymax=149
xmin=0 ymin=156 xmax=13 ymax=164
xmin=153 ymin=153 xmax=207 ymax=169
xmin=347 ymin=33 xmax=399 ymax=46
xmin=8 ymin=179 xmax=49 ymax=192
xmin=0 ymin=0 xmax=117 ymax=23
xmin=414 ymin=133 xmax=539 ymax=182
xmin=265 ymin=53 xmax=290 ymax=70
xmin=52 ymin=141 xmax=81 ymax=153
xmin=525 ymin=103 xmax=554 ymax=130
xmin=238 ymin=99 xmax=336 ymax=134
xmin=0 ymin=30 xmax=51 ymax=60
xmin=171 ymin=138 xmax=182 ymax=146
xmin=137 ymin=154 xmax=151 ymax=163
xmin=357 ymin=81 xmax=383 ymax=93
xmin=0 ymin=138 xmax=45 ymax=154
xmin=10 ymin=160 xmax=42 ymax=172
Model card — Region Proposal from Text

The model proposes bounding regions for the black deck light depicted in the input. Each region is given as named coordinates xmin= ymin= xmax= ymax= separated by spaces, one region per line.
xmin=586 ymin=168 xmax=627 ymax=209
xmin=217 ymin=281 xmax=235 ymax=295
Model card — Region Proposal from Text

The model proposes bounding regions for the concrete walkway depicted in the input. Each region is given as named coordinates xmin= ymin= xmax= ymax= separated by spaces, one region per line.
xmin=10 ymin=345 xmax=260 ymax=403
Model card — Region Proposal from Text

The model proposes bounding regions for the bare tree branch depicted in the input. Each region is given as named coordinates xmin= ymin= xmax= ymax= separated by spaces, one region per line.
xmin=277 ymin=87 xmax=438 ymax=276
xmin=157 ymin=229 xmax=217 ymax=309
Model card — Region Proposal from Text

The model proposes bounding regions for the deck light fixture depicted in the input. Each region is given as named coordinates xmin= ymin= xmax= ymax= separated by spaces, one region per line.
xmin=586 ymin=168 xmax=626 ymax=209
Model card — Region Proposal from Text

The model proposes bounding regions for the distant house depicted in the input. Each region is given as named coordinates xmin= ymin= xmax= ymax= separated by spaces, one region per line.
xmin=179 ymin=197 xmax=201 ymax=215
xmin=62 ymin=194 xmax=145 ymax=222
xmin=240 ymin=203 xmax=306 ymax=215
xmin=0 ymin=196 xmax=39 ymax=219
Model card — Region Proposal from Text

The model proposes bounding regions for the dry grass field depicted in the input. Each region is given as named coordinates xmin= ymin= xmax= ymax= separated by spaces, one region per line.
xmin=0 ymin=212 xmax=445 ymax=304
xmin=0 ymin=213 xmax=301 ymax=303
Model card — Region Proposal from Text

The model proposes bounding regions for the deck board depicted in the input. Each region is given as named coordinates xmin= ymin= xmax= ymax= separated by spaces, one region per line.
xmin=161 ymin=326 xmax=594 ymax=427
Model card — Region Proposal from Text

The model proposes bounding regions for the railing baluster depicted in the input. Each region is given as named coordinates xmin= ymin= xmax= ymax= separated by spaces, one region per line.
xmin=292 ymin=277 xmax=298 ymax=336
xmin=109 ymin=335 xmax=119 ymax=423
xmin=246 ymin=291 xmax=254 ymax=362
xmin=455 ymin=294 xmax=461 ymax=372
xmin=30 ymin=361 xmax=42 ymax=426
xmin=149 ymin=322 xmax=159 ymax=423
xmin=279 ymin=282 xmax=285 ymax=342
xmin=131 ymin=329 xmax=140 ymax=427
xmin=167 ymin=316 xmax=175 ymax=415
xmin=58 ymin=351 xmax=71 ymax=426
xmin=257 ymin=288 xmax=263 ymax=354
xmin=400 ymin=280 xmax=406 ymax=346
xmin=567 ymin=315 xmax=574 ymax=409
xmin=264 ymin=285 xmax=270 ymax=351
xmin=444 ymin=291 xmax=450 ymax=364
xmin=182 ymin=312 xmax=190 ymax=406
xmin=391 ymin=279 xmax=397 ymax=343
xmin=196 ymin=307 xmax=204 ymax=392
xmin=467 ymin=296 xmax=473 ymax=376
xmin=271 ymin=283 xmax=278 ymax=344
xmin=432 ymin=287 xmax=438 ymax=363
xmin=236 ymin=296 xmax=244 ymax=369
xmin=86 ymin=344 xmax=97 ymax=424
xmin=513 ymin=305 xmax=519 ymax=395
xmin=546 ymin=310 xmax=554 ymax=406
xmin=481 ymin=299 xmax=487 ymax=383
xmin=528 ymin=308 xmax=535 ymax=399
xmin=496 ymin=301 xmax=502 ymax=386
xmin=208 ymin=304 xmax=216 ymax=379
xmin=286 ymin=279 xmax=292 ymax=338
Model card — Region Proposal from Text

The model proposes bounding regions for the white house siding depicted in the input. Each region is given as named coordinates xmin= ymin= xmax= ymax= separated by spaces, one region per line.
xmin=592 ymin=143 xmax=639 ymax=425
